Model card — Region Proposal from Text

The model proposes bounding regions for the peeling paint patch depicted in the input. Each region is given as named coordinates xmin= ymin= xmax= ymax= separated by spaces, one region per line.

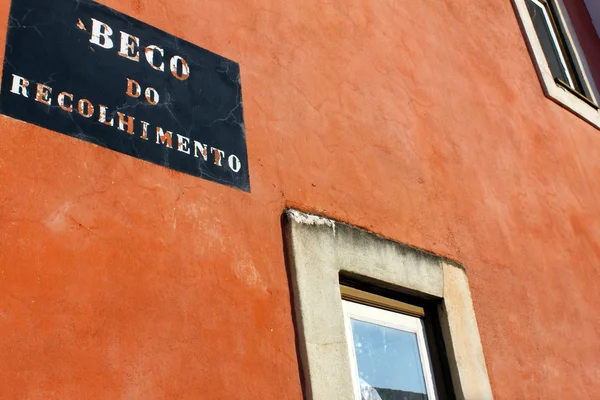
xmin=43 ymin=203 xmax=74 ymax=232
xmin=232 ymin=260 xmax=265 ymax=291
xmin=287 ymin=209 xmax=336 ymax=234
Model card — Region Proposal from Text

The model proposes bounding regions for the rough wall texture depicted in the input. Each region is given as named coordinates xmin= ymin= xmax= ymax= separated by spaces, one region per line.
xmin=0 ymin=0 xmax=599 ymax=399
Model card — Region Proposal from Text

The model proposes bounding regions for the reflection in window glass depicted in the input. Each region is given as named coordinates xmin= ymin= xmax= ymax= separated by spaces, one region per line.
xmin=351 ymin=319 xmax=428 ymax=400
xmin=525 ymin=0 xmax=572 ymax=85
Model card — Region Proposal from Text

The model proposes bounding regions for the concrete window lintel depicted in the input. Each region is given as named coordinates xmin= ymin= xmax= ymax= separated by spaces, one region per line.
xmin=284 ymin=209 xmax=493 ymax=400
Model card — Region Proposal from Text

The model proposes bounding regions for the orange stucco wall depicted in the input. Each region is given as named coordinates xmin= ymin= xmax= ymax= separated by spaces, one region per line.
xmin=1 ymin=0 xmax=599 ymax=399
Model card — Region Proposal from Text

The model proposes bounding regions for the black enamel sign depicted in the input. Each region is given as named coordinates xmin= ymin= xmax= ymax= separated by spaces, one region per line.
xmin=0 ymin=0 xmax=250 ymax=191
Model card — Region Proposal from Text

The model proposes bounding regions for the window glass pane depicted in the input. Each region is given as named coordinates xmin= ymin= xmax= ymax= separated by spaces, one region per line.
xmin=350 ymin=318 xmax=428 ymax=400
xmin=525 ymin=0 xmax=572 ymax=85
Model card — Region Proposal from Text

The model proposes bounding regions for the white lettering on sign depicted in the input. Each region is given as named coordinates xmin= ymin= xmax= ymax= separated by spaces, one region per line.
xmin=211 ymin=147 xmax=225 ymax=166
xmin=140 ymin=120 xmax=150 ymax=140
xmin=117 ymin=112 xmax=135 ymax=134
xmin=156 ymin=126 xmax=173 ymax=148
xmin=177 ymin=134 xmax=191 ymax=154
xmin=7 ymin=74 xmax=243 ymax=174
xmin=228 ymin=155 xmax=242 ymax=173
xmin=145 ymin=45 xmax=165 ymax=71
xmin=170 ymin=56 xmax=190 ymax=81
xmin=88 ymin=18 xmax=190 ymax=80
xmin=125 ymin=77 xmax=160 ymax=105
xmin=144 ymin=87 xmax=159 ymax=105
xmin=58 ymin=92 xmax=73 ymax=112
xmin=10 ymin=74 xmax=30 ymax=97
xmin=77 ymin=99 xmax=94 ymax=118
xmin=126 ymin=78 xmax=141 ymax=98
xmin=118 ymin=31 xmax=140 ymax=62
xmin=194 ymin=141 xmax=208 ymax=160
xmin=35 ymin=83 xmax=52 ymax=105
xmin=98 ymin=105 xmax=114 ymax=126
xmin=90 ymin=18 xmax=114 ymax=49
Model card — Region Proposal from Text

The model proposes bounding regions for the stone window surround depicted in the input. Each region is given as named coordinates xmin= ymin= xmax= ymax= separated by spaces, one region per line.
xmin=512 ymin=0 xmax=600 ymax=129
xmin=283 ymin=209 xmax=493 ymax=400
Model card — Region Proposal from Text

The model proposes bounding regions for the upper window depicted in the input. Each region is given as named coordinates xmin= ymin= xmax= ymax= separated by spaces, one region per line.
xmin=525 ymin=0 xmax=594 ymax=102
xmin=513 ymin=0 xmax=600 ymax=128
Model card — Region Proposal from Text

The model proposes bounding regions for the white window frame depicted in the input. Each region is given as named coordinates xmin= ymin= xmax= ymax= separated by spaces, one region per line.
xmin=513 ymin=0 xmax=600 ymax=128
xmin=284 ymin=209 xmax=494 ymax=400
xmin=528 ymin=0 xmax=575 ymax=87
xmin=342 ymin=300 xmax=438 ymax=400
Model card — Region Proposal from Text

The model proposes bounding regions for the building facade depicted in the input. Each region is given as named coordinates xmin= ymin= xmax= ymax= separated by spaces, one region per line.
xmin=1 ymin=0 xmax=599 ymax=398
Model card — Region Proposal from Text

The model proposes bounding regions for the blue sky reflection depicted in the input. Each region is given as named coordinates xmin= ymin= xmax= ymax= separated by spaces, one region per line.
xmin=351 ymin=319 xmax=427 ymax=394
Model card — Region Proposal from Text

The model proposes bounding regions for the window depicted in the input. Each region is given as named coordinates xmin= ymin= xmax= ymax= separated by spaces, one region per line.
xmin=342 ymin=297 xmax=438 ymax=400
xmin=513 ymin=0 xmax=600 ymax=127
xmin=283 ymin=209 xmax=493 ymax=400
xmin=525 ymin=0 xmax=593 ymax=102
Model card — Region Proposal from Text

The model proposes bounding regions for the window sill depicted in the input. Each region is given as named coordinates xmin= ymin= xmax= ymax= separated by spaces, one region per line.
xmin=543 ymin=77 xmax=600 ymax=128
xmin=554 ymin=79 xmax=599 ymax=110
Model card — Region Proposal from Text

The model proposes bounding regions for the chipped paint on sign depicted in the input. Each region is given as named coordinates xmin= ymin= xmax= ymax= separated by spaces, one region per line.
xmin=0 ymin=0 xmax=250 ymax=191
